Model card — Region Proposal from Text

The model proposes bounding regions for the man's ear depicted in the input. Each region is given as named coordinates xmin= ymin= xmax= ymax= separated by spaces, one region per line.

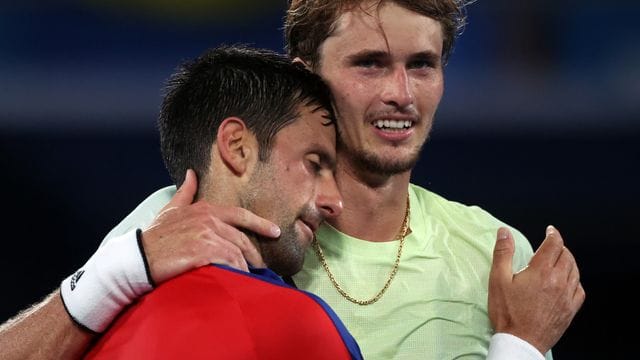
xmin=216 ymin=117 xmax=256 ymax=176
xmin=292 ymin=56 xmax=312 ymax=71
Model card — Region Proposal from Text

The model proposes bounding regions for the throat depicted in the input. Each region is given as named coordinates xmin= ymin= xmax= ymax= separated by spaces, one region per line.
xmin=332 ymin=157 xmax=412 ymax=242
xmin=328 ymin=190 xmax=411 ymax=243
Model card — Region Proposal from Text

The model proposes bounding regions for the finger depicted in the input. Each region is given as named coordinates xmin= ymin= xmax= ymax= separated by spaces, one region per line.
xmin=219 ymin=207 xmax=281 ymax=239
xmin=529 ymin=225 xmax=565 ymax=269
xmin=573 ymin=282 xmax=586 ymax=307
xmin=205 ymin=217 xmax=266 ymax=268
xmin=206 ymin=235 xmax=249 ymax=272
xmin=236 ymin=231 xmax=265 ymax=268
xmin=163 ymin=169 xmax=199 ymax=211
xmin=554 ymin=246 xmax=578 ymax=280
xmin=566 ymin=260 xmax=580 ymax=295
xmin=229 ymin=256 xmax=250 ymax=273
xmin=490 ymin=227 xmax=516 ymax=286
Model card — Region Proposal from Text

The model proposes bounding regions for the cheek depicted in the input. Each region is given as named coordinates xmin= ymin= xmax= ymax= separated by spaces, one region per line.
xmin=282 ymin=163 xmax=313 ymax=191
xmin=333 ymin=80 xmax=371 ymax=117
xmin=327 ymin=68 xmax=369 ymax=101
xmin=416 ymin=81 xmax=443 ymax=113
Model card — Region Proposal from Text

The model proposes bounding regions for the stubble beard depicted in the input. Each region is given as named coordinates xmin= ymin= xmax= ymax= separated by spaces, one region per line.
xmin=241 ymin=175 xmax=311 ymax=276
xmin=337 ymin=132 xmax=424 ymax=177
xmin=257 ymin=218 xmax=307 ymax=277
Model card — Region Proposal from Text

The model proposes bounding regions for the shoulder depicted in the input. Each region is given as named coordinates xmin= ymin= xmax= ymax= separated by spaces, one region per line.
xmin=101 ymin=185 xmax=177 ymax=245
xmin=409 ymin=183 xmax=534 ymax=269
xmin=410 ymin=183 xmax=507 ymax=227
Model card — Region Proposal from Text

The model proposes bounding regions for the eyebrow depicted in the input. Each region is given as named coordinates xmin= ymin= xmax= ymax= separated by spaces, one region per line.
xmin=345 ymin=49 xmax=389 ymax=63
xmin=345 ymin=49 xmax=441 ymax=65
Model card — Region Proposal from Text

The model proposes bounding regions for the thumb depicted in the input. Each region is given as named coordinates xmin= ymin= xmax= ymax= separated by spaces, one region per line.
xmin=490 ymin=227 xmax=516 ymax=286
xmin=164 ymin=169 xmax=198 ymax=209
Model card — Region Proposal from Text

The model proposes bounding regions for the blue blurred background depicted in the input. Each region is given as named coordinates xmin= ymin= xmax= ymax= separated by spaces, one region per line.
xmin=1 ymin=0 xmax=638 ymax=357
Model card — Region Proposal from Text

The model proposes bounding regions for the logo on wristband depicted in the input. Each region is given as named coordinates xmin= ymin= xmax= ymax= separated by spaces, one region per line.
xmin=70 ymin=269 xmax=85 ymax=291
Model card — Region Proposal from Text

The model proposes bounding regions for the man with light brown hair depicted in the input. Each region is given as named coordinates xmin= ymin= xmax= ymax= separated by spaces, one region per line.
xmin=280 ymin=1 xmax=583 ymax=359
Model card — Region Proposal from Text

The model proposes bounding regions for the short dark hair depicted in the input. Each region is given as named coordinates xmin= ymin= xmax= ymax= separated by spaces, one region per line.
xmin=159 ymin=44 xmax=335 ymax=187
xmin=285 ymin=0 xmax=468 ymax=67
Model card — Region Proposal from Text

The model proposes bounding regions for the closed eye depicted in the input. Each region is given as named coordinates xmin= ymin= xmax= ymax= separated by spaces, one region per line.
xmin=308 ymin=159 xmax=322 ymax=173
xmin=306 ymin=149 xmax=336 ymax=175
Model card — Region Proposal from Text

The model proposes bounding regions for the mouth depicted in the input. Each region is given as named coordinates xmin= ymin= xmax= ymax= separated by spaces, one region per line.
xmin=300 ymin=219 xmax=318 ymax=234
xmin=369 ymin=115 xmax=416 ymax=141
xmin=371 ymin=119 xmax=414 ymax=132
xmin=296 ymin=220 xmax=315 ymax=246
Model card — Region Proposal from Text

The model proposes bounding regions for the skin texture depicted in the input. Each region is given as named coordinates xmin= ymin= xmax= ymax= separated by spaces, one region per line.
xmin=489 ymin=226 xmax=585 ymax=354
xmin=318 ymin=3 xmax=443 ymax=181
xmin=138 ymin=105 xmax=342 ymax=286
xmin=0 ymin=292 xmax=93 ymax=360
xmin=143 ymin=169 xmax=282 ymax=281
xmin=239 ymin=106 xmax=342 ymax=276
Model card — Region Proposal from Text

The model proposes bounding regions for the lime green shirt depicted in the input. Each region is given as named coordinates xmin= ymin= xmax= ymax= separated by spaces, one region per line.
xmin=292 ymin=184 xmax=543 ymax=360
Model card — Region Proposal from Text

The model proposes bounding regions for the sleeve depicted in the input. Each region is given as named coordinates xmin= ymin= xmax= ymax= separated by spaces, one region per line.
xmin=487 ymin=333 xmax=546 ymax=360
xmin=100 ymin=185 xmax=177 ymax=247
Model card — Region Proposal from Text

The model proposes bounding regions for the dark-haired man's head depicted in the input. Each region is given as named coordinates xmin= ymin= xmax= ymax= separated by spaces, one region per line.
xmin=158 ymin=45 xmax=343 ymax=276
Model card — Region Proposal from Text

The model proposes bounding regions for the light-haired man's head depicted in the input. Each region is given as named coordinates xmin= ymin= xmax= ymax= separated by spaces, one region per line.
xmin=286 ymin=2 xmax=456 ymax=179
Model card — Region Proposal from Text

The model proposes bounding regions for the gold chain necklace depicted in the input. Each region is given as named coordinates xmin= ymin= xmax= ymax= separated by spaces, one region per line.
xmin=312 ymin=196 xmax=410 ymax=305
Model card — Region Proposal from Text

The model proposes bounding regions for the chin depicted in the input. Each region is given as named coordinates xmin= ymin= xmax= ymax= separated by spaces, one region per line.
xmin=360 ymin=152 xmax=419 ymax=176
xmin=269 ymin=258 xmax=304 ymax=278
xmin=261 ymin=232 xmax=306 ymax=277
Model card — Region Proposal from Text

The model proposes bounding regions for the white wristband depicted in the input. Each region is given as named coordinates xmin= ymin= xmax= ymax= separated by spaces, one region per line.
xmin=487 ymin=333 xmax=545 ymax=360
xmin=60 ymin=229 xmax=154 ymax=333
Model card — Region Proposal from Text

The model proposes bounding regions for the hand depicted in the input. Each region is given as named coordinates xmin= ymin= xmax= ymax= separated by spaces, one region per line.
xmin=141 ymin=169 xmax=281 ymax=284
xmin=488 ymin=225 xmax=585 ymax=354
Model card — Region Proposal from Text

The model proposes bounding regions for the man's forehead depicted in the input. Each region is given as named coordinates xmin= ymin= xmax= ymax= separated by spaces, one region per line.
xmin=324 ymin=2 xmax=443 ymax=57
xmin=272 ymin=106 xmax=337 ymax=169
xmin=299 ymin=103 xmax=333 ymax=123
xmin=274 ymin=103 xmax=334 ymax=139
xmin=291 ymin=104 xmax=336 ymax=144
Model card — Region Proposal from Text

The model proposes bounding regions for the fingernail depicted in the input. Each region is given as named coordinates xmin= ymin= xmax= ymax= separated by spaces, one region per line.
xmin=497 ymin=227 xmax=509 ymax=240
xmin=272 ymin=225 xmax=281 ymax=237
xmin=546 ymin=225 xmax=556 ymax=236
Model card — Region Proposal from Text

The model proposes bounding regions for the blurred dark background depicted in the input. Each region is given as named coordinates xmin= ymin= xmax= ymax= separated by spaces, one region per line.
xmin=1 ymin=0 xmax=638 ymax=358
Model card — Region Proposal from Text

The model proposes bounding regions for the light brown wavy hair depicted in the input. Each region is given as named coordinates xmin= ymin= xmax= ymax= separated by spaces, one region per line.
xmin=285 ymin=0 xmax=469 ymax=68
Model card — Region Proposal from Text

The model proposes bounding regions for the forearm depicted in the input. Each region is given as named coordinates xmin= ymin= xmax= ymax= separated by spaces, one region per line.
xmin=0 ymin=290 xmax=94 ymax=360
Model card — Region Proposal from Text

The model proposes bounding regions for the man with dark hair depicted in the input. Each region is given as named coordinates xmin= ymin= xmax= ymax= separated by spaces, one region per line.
xmin=79 ymin=45 xmax=361 ymax=359
xmin=0 ymin=44 xmax=361 ymax=359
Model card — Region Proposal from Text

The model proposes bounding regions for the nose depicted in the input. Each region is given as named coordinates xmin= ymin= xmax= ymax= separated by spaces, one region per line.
xmin=316 ymin=175 xmax=343 ymax=220
xmin=381 ymin=67 xmax=414 ymax=108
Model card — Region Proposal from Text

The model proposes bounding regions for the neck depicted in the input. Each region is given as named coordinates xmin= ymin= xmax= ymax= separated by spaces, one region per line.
xmin=200 ymin=175 xmax=261 ymax=249
xmin=328 ymin=155 xmax=411 ymax=242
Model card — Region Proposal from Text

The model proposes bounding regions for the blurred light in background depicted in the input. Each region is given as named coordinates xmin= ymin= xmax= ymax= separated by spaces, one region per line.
xmin=1 ymin=0 xmax=638 ymax=133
